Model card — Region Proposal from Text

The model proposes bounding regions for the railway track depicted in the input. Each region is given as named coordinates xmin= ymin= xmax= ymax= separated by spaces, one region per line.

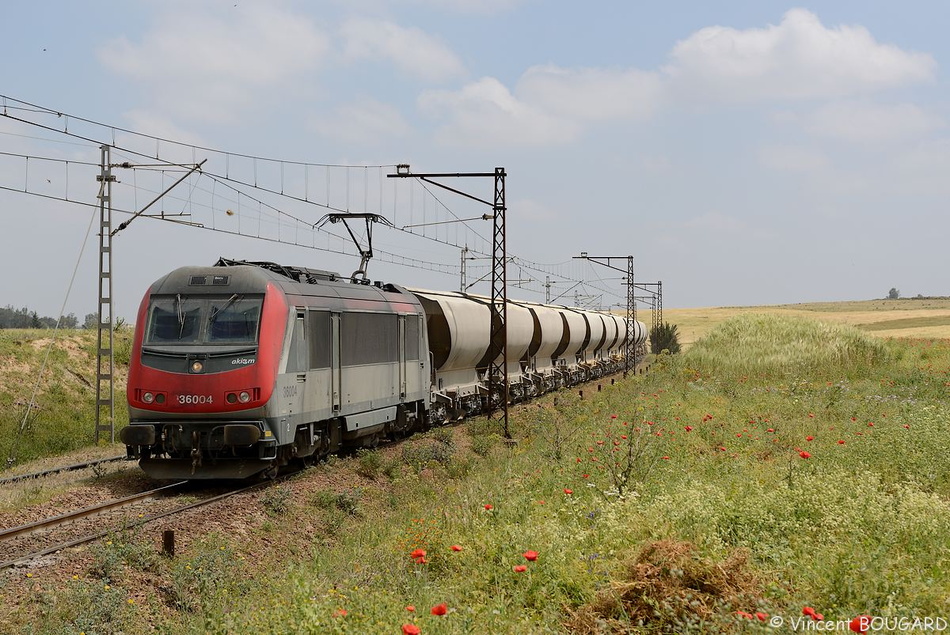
xmin=0 ymin=365 xmax=649 ymax=573
xmin=0 ymin=455 xmax=128 ymax=485
xmin=0 ymin=478 xmax=271 ymax=570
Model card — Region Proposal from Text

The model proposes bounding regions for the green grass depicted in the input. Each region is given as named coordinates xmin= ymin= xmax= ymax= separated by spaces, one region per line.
xmin=857 ymin=316 xmax=950 ymax=331
xmin=0 ymin=328 xmax=131 ymax=467
xmin=6 ymin=314 xmax=950 ymax=633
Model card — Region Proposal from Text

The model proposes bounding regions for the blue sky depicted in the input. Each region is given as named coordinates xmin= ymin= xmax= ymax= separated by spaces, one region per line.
xmin=1 ymin=1 xmax=947 ymax=320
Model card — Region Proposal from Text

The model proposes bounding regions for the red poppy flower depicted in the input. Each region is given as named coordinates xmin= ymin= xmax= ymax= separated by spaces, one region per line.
xmin=402 ymin=624 xmax=421 ymax=635
xmin=410 ymin=548 xmax=427 ymax=560
xmin=806 ymin=436 xmax=814 ymax=441
xmin=735 ymin=611 xmax=753 ymax=619
xmin=523 ymin=550 xmax=538 ymax=561
xmin=662 ymin=456 xmax=670 ymax=460
xmin=849 ymin=615 xmax=871 ymax=633
xmin=513 ymin=564 xmax=527 ymax=573
xmin=450 ymin=545 xmax=463 ymax=552
xmin=903 ymin=424 xmax=910 ymax=429
xmin=808 ymin=413 xmax=815 ymax=418
xmin=799 ymin=451 xmax=811 ymax=459
xmin=803 ymin=607 xmax=816 ymax=617
xmin=563 ymin=488 xmax=573 ymax=494
xmin=756 ymin=612 xmax=768 ymax=621
xmin=867 ymin=422 xmax=874 ymax=427
xmin=685 ymin=425 xmax=693 ymax=432
xmin=406 ymin=605 xmax=416 ymax=612
xmin=334 ymin=608 xmax=347 ymax=617
xmin=767 ymin=428 xmax=774 ymax=433
xmin=537 ymin=500 xmax=545 ymax=505
xmin=838 ymin=440 xmax=845 ymax=445
xmin=483 ymin=504 xmax=493 ymax=510
xmin=610 ymin=414 xmax=618 ymax=419
xmin=431 ymin=603 xmax=448 ymax=616
xmin=414 ymin=556 xmax=427 ymax=564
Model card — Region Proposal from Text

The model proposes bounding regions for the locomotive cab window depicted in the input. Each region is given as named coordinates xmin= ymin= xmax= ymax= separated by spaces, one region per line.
xmin=208 ymin=296 xmax=262 ymax=343
xmin=144 ymin=295 xmax=263 ymax=346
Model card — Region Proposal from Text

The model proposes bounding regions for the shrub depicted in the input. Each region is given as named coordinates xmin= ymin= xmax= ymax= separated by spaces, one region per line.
xmin=650 ymin=322 xmax=682 ymax=354
xmin=354 ymin=448 xmax=383 ymax=479
xmin=260 ymin=486 xmax=291 ymax=516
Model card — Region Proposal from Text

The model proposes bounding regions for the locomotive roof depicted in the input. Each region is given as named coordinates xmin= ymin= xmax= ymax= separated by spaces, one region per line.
xmin=148 ymin=258 xmax=418 ymax=304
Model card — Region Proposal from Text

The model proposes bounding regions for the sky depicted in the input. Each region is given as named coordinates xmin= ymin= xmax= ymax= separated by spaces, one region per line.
xmin=2 ymin=0 xmax=949 ymax=321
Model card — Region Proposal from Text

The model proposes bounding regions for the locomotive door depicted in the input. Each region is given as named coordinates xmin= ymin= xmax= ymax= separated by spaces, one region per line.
xmin=331 ymin=313 xmax=341 ymax=412
xmin=398 ymin=316 xmax=407 ymax=399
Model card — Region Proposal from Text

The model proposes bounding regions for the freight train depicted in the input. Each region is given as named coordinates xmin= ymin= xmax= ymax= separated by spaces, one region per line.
xmin=119 ymin=258 xmax=648 ymax=479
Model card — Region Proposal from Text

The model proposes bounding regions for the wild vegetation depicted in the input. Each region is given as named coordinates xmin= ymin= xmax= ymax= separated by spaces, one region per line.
xmin=0 ymin=328 xmax=132 ymax=469
xmin=5 ymin=310 xmax=950 ymax=633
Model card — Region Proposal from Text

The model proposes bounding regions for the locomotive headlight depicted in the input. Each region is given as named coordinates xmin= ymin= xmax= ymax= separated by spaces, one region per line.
xmin=190 ymin=361 xmax=204 ymax=373
xmin=142 ymin=392 xmax=155 ymax=404
xmin=238 ymin=391 xmax=251 ymax=403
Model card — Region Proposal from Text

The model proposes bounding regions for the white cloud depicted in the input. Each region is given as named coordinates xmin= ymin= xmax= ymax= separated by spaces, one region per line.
xmin=406 ymin=0 xmax=526 ymax=14
xmin=758 ymin=145 xmax=830 ymax=172
xmin=309 ymin=100 xmax=410 ymax=144
xmin=509 ymin=198 xmax=557 ymax=222
xmin=640 ymin=154 xmax=673 ymax=173
xmin=895 ymin=138 xmax=950 ymax=171
xmin=117 ymin=110 xmax=209 ymax=150
xmin=676 ymin=211 xmax=776 ymax=242
xmin=416 ymin=65 xmax=660 ymax=148
xmin=340 ymin=18 xmax=465 ymax=82
xmin=419 ymin=77 xmax=579 ymax=147
xmin=99 ymin=3 xmax=330 ymax=124
xmin=517 ymin=65 xmax=662 ymax=121
xmin=664 ymin=8 xmax=935 ymax=103
xmin=803 ymin=102 xmax=944 ymax=143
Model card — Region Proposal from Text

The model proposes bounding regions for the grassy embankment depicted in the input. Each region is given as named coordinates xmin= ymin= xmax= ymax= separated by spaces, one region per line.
xmin=6 ymin=308 xmax=950 ymax=633
xmin=0 ymin=328 xmax=132 ymax=471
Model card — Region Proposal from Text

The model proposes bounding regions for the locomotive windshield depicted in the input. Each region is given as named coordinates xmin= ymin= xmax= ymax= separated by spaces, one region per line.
xmin=144 ymin=294 xmax=263 ymax=345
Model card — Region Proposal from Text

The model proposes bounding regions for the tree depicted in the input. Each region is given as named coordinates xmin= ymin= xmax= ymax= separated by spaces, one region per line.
xmin=83 ymin=313 xmax=98 ymax=329
xmin=888 ymin=288 xmax=900 ymax=300
xmin=650 ymin=322 xmax=681 ymax=354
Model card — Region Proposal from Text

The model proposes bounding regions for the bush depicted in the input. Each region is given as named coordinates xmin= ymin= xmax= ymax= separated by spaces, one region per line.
xmin=650 ymin=322 xmax=681 ymax=354
xmin=354 ymin=448 xmax=383 ymax=479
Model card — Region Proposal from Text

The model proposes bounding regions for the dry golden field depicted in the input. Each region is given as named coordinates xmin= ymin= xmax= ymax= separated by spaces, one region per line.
xmin=663 ymin=297 xmax=950 ymax=347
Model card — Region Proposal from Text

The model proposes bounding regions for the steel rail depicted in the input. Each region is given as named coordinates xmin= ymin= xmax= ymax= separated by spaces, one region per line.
xmin=0 ymin=478 xmax=274 ymax=570
xmin=0 ymin=482 xmax=187 ymax=542
xmin=0 ymin=455 xmax=128 ymax=485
